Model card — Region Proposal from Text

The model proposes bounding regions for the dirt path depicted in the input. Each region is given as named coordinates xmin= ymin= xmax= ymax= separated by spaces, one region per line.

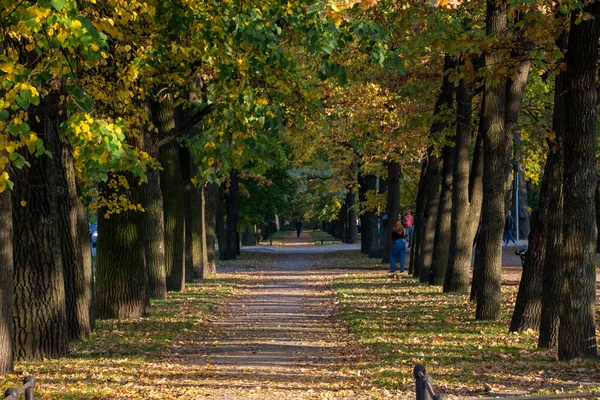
xmin=164 ymin=235 xmax=397 ymax=399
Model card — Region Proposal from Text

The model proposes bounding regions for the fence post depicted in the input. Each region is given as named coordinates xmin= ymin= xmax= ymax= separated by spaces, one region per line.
xmin=414 ymin=364 xmax=426 ymax=400
xmin=4 ymin=388 xmax=18 ymax=400
xmin=24 ymin=376 xmax=35 ymax=400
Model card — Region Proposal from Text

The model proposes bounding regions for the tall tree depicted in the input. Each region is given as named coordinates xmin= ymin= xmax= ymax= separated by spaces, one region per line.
xmin=383 ymin=162 xmax=400 ymax=263
xmin=96 ymin=175 xmax=148 ymax=319
xmin=538 ymin=26 xmax=568 ymax=348
xmin=52 ymin=133 xmax=92 ymax=340
xmin=0 ymin=184 xmax=13 ymax=373
xmin=475 ymin=0 xmax=508 ymax=321
xmin=181 ymin=147 xmax=195 ymax=283
xmin=358 ymin=173 xmax=379 ymax=257
xmin=225 ymin=170 xmax=241 ymax=260
xmin=345 ymin=187 xmax=358 ymax=244
xmin=430 ymin=143 xmax=455 ymax=285
xmin=12 ymin=95 xmax=69 ymax=359
xmin=160 ymin=142 xmax=186 ymax=291
xmin=557 ymin=2 xmax=600 ymax=360
xmin=444 ymin=63 xmax=482 ymax=293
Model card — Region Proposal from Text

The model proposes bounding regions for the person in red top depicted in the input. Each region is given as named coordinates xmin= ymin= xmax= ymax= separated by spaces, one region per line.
xmin=402 ymin=210 xmax=414 ymax=247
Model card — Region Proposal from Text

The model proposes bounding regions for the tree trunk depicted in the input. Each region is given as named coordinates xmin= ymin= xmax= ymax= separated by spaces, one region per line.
xmin=510 ymin=105 xmax=561 ymax=332
xmin=383 ymin=161 xmax=400 ymax=263
xmin=12 ymin=95 xmax=69 ymax=359
xmin=513 ymin=131 xmax=530 ymax=239
xmin=204 ymin=183 xmax=218 ymax=275
xmin=538 ymin=32 xmax=568 ymax=347
xmin=180 ymin=147 xmax=195 ymax=283
xmin=410 ymin=162 xmax=427 ymax=275
xmin=475 ymin=0 xmax=508 ymax=321
xmin=469 ymin=103 xmax=486 ymax=301
xmin=191 ymin=165 xmax=204 ymax=279
xmin=430 ymin=144 xmax=455 ymax=286
xmin=96 ymin=176 xmax=147 ymax=319
xmin=138 ymin=140 xmax=167 ymax=299
xmin=359 ymin=173 xmax=379 ymax=257
xmin=216 ymin=183 xmax=228 ymax=261
xmin=52 ymin=134 xmax=92 ymax=340
xmin=416 ymin=55 xmax=454 ymax=280
xmin=557 ymin=4 xmax=600 ymax=359
xmin=160 ymin=143 xmax=186 ymax=291
xmin=445 ymin=71 xmax=478 ymax=293
xmin=345 ymin=188 xmax=358 ymax=244
xmin=596 ymin=179 xmax=600 ymax=253
xmin=0 ymin=185 xmax=14 ymax=373
xmin=76 ymin=185 xmax=95 ymax=332
xmin=225 ymin=170 xmax=240 ymax=260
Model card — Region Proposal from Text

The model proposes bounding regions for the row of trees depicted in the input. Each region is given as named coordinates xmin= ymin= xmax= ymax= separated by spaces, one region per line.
xmin=286 ymin=0 xmax=598 ymax=361
xmin=0 ymin=0 xmax=389 ymax=374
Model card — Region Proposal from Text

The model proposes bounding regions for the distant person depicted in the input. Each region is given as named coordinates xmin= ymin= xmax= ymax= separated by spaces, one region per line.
xmin=504 ymin=211 xmax=516 ymax=246
xmin=389 ymin=220 xmax=407 ymax=274
xmin=295 ymin=219 xmax=302 ymax=238
xmin=402 ymin=210 xmax=414 ymax=247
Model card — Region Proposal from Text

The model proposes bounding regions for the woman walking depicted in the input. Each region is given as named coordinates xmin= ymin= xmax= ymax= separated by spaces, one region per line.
xmin=389 ymin=220 xmax=407 ymax=274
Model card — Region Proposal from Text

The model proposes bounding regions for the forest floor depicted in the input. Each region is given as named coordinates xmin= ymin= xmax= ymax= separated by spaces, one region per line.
xmin=3 ymin=232 xmax=599 ymax=399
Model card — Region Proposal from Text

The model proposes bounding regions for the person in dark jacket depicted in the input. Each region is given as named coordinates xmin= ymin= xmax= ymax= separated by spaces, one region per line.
xmin=295 ymin=219 xmax=302 ymax=238
xmin=504 ymin=211 xmax=516 ymax=246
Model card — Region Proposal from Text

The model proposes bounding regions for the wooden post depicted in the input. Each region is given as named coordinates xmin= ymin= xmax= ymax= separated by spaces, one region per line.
xmin=24 ymin=376 xmax=35 ymax=400
xmin=414 ymin=364 xmax=427 ymax=400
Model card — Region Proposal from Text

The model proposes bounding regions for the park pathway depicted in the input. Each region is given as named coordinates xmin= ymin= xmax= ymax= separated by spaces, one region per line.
xmin=164 ymin=232 xmax=398 ymax=399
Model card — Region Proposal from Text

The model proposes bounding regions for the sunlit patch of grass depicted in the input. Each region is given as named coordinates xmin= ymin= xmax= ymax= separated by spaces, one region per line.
xmin=316 ymin=250 xmax=385 ymax=270
xmin=1 ymin=275 xmax=240 ymax=399
xmin=334 ymin=272 xmax=600 ymax=398
xmin=309 ymin=231 xmax=343 ymax=245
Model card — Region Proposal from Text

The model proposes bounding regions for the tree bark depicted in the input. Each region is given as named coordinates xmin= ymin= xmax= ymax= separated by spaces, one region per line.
xmin=345 ymin=188 xmax=358 ymax=244
xmin=469 ymin=100 xmax=486 ymax=301
xmin=204 ymin=183 xmax=218 ymax=275
xmin=12 ymin=94 xmax=69 ymax=359
xmin=444 ymin=71 xmax=478 ymax=293
xmin=513 ymin=131 xmax=530 ymax=239
xmin=557 ymin=3 xmax=600 ymax=359
xmin=475 ymin=0 xmax=508 ymax=321
xmin=538 ymin=31 xmax=568 ymax=347
xmin=53 ymin=134 xmax=92 ymax=340
xmin=138 ymin=140 xmax=167 ymax=299
xmin=191 ymin=164 xmax=204 ymax=279
xmin=0 ymin=185 xmax=14 ymax=373
xmin=180 ymin=147 xmax=195 ymax=283
xmin=430 ymin=143 xmax=454 ymax=286
xmin=96 ymin=176 xmax=147 ymax=319
xmin=216 ymin=183 xmax=228 ymax=261
xmin=160 ymin=143 xmax=186 ymax=291
xmin=383 ymin=161 xmax=400 ymax=263
xmin=358 ymin=173 xmax=379 ymax=257
xmin=225 ymin=170 xmax=240 ymax=260
xmin=410 ymin=162 xmax=427 ymax=275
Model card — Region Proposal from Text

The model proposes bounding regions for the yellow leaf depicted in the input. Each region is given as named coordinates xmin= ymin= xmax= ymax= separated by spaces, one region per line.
xmin=20 ymin=200 xmax=27 ymax=207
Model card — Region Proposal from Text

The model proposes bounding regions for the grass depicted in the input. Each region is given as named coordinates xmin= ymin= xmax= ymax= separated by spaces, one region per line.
xmin=316 ymin=249 xmax=385 ymax=269
xmin=309 ymin=230 xmax=343 ymax=245
xmin=333 ymin=270 xmax=600 ymax=398
xmin=1 ymin=275 xmax=239 ymax=399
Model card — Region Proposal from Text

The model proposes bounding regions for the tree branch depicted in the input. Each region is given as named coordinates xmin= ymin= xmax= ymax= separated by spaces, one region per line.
xmin=155 ymin=103 xmax=217 ymax=148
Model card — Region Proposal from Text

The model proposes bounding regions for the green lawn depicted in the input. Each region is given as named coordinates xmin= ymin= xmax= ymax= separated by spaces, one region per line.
xmin=333 ymin=271 xmax=600 ymax=398
xmin=1 ymin=275 xmax=240 ymax=399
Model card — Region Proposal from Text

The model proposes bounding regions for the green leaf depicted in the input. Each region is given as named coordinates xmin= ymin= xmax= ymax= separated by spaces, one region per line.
xmin=51 ymin=0 xmax=67 ymax=11
xmin=0 ymin=110 xmax=8 ymax=121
